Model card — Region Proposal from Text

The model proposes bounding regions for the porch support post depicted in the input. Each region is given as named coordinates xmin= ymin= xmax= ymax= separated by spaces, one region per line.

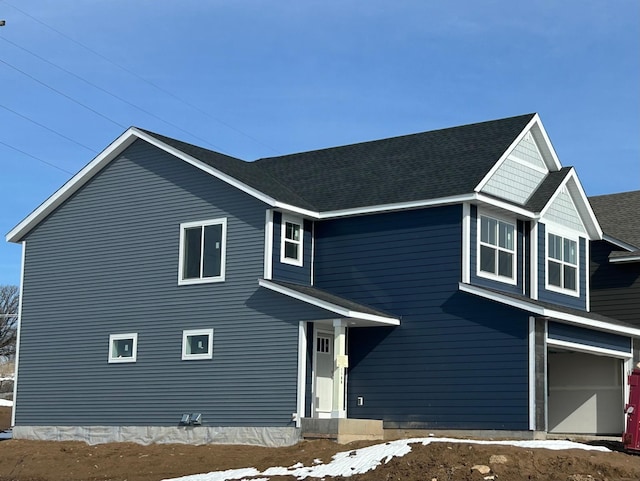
xmin=331 ymin=319 xmax=347 ymax=419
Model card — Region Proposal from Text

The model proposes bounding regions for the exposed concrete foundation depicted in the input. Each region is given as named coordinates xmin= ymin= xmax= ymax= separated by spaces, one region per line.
xmin=301 ymin=418 xmax=384 ymax=444
xmin=12 ymin=425 xmax=301 ymax=447
xmin=383 ymin=428 xmax=546 ymax=441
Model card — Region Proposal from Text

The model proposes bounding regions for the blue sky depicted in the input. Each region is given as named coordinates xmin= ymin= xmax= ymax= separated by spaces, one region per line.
xmin=1 ymin=0 xmax=638 ymax=286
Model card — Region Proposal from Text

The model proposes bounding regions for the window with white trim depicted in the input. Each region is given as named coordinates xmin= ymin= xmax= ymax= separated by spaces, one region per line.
xmin=182 ymin=329 xmax=214 ymax=360
xmin=478 ymin=215 xmax=516 ymax=282
xmin=108 ymin=333 xmax=138 ymax=363
xmin=547 ymin=232 xmax=578 ymax=292
xmin=178 ymin=218 xmax=226 ymax=285
xmin=280 ymin=215 xmax=303 ymax=266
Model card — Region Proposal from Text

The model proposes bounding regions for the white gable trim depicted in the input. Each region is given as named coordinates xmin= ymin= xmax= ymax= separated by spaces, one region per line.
xmin=475 ymin=114 xmax=561 ymax=193
xmin=538 ymin=168 xmax=602 ymax=240
xmin=259 ymin=279 xmax=400 ymax=326
xmin=602 ymin=234 xmax=638 ymax=252
xmin=459 ymin=282 xmax=640 ymax=338
xmin=610 ymin=254 xmax=640 ymax=264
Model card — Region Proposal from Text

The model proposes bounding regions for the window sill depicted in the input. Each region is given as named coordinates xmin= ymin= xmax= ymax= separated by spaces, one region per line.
xmin=476 ymin=270 xmax=518 ymax=286
xmin=544 ymin=284 xmax=580 ymax=298
xmin=178 ymin=276 xmax=225 ymax=286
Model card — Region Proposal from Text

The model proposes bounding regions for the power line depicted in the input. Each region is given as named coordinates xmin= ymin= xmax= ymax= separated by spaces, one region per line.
xmin=0 ymin=35 xmax=231 ymax=155
xmin=0 ymin=140 xmax=74 ymax=175
xmin=2 ymin=0 xmax=282 ymax=155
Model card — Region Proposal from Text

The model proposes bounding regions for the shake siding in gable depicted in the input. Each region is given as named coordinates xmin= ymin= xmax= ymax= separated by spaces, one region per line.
xmin=16 ymin=140 xmax=329 ymax=427
xmin=314 ymin=206 xmax=529 ymax=430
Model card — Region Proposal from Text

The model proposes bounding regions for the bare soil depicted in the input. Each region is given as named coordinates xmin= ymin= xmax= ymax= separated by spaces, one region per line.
xmin=1 ymin=407 xmax=639 ymax=481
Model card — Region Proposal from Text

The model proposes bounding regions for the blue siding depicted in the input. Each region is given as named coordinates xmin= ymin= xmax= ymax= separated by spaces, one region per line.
xmin=16 ymin=140 xmax=332 ymax=427
xmin=315 ymin=206 xmax=530 ymax=430
xmin=537 ymin=224 xmax=587 ymax=310
xmin=548 ymin=322 xmax=631 ymax=353
xmin=272 ymin=211 xmax=313 ymax=285
xmin=469 ymin=205 xmax=525 ymax=295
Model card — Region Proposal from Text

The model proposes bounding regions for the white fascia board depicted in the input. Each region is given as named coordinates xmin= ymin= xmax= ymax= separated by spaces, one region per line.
xmin=609 ymin=254 xmax=640 ymax=264
xmin=458 ymin=282 xmax=640 ymax=338
xmin=258 ymin=279 xmax=400 ymax=326
xmin=475 ymin=193 xmax=537 ymax=218
xmin=538 ymin=169 xmax=602 ymax=240
xmin=315 ymin=194 xmax=477 ymax=220
xmin=602 ymin=234 xmax=638 ymax=252
xmin=6 ymin=129 xmax=139 ymax=243
xmin=546 ymin=338 xmax=632 ymax=359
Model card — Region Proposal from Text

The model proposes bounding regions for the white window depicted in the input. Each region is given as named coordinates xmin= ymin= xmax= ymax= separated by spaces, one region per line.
xmin=478 ymin=214 xmax=516 ymax=283
xmin=547 ymin=232 xmax=578 ymax=293
xmin=280 ymin=215 xmax=303 ymax=266
xmin=178 ymin=218 xmax=227 ymax=285
xmin=182 ymin=329 xmax=214 ymax=360
xmin=108 ymin=333 xmax=138 ymax=363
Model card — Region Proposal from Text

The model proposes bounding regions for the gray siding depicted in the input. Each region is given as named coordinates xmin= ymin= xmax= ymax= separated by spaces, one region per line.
xmin=590 ymin=240 xmax=640 ymax=326
xmin=16 ymin=140 xmax=330 ymax=427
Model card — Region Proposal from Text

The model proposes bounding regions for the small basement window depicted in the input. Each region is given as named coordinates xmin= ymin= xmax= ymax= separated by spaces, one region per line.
xmin=108 ymin=333 xmax=138 ymax=363
xmin=178 ymin=218 xmax=227 ymax=285
xmin=280 ymin=215 xmax=303 ymax=266
xmin=182 ymin=329 xmax=214 ymax=360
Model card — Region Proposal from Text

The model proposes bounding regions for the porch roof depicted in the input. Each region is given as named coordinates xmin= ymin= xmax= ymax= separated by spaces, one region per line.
xmin=258 ymin=279 xmax=400 ymax=326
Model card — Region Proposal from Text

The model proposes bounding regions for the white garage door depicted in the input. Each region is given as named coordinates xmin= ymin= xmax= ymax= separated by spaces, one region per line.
xmin=548 ymin=351 xmax=624 ymax=435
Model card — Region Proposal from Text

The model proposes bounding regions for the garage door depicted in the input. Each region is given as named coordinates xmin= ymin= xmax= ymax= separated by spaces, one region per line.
xmin=548 ymin=351 xmax=623 ymax=435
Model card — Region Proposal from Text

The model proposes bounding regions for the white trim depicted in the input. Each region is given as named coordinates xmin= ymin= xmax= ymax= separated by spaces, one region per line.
xmin=264 ymin=209 xmax=273 ymax=280
xmin=602 ymin=234 xmax=637 ymax=252
xmin=295 ymin=322 xmax=307 ymax=427
xmin=181 ymin=328 xmax=214 ymax=361
xmin=476 ymin=212 xmax=518 ymax=285
xmin=528 ymin=114 xmax=563 ymax=171
xmin=178 ymin=218 xmax=227 ymax=285
xmin=108 ymin=333 xmax=138 ymax=363
xmin=610 ymin=254 xmax=640 ymax=264
xmin=11 ymin=241 xmax=26 ymax=427
xmin=475 ymin=193 xmax=537 ymax=218
xmin=258 ymin=279 xmax=400 ymax=325
xmin=280 ymin=214 xmax=303 ymax=267
xmin=585 ymin=236 xmax=590 ymax=311
xmin=624 ymin=357 xmax=634 ymax=427
xmin=310 ymin=221 xmax=316 ymax=285
xmin=531 ymin=222 xmax=538 ymax=300
xmin=462 ymin=203 xmax=470 ymax=284
xmin=544 ymin=230 xmax=580 ymax=298
xmin=546 ymin=338 xmax=632 ymax=359
xmin=312 ymin=326 xmax=334 ymax=418
xmin=458 ymin=282 xmax=640 ymax=337
xmin=528 ymin=316 xmax=535 ymax=431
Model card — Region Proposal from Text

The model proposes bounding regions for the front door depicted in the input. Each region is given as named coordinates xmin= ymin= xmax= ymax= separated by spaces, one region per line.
xmin=314 ymin=330 xmax=334 ymax=418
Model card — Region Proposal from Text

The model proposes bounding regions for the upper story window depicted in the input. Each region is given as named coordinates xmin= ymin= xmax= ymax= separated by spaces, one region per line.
xmin=280 ymin=215 xmax=303 ymax=266
xmin=478 ymin=215 xmax=516 ymax=283
xmin=178 ymin=218 xmax=227 ymax=285
xmin=547 ymin=232 xmax=578 ymax=293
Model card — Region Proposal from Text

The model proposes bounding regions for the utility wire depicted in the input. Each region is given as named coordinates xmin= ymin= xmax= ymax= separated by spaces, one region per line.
xmin=0 ymin=140 xmax=74 ymax=175
xmin=0 ymin=35 xmax=230 ymax=154
xmin=0 ymin=103 xmax=98 ymax=153
xmin=2 ymin=0 xmax=282 ymax=155
xmin=0 ymin=57 xmax=126 ymax=129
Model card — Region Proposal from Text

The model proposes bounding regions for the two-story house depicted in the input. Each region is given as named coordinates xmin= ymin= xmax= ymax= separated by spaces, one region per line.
xmin=7 ymin=113 xmax=640 ymax=446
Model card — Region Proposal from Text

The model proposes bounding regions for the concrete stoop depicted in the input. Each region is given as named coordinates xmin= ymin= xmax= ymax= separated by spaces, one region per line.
xmin=301 ymin=418 xmax=384 ymax=444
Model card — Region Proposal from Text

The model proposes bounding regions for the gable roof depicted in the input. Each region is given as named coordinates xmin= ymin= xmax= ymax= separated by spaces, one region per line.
xmin=589 ymin=190 xmax=640 ymax=250
xmin=6 ymin=113 xmax=601 ymax=243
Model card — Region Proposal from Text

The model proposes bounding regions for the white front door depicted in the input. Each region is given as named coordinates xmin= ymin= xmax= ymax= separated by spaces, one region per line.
xmin=314 ymin=330 xmax=334 ymax=418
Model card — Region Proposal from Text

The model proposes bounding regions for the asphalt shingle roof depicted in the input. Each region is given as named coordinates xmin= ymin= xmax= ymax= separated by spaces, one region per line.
xmin=589 ymin=190 xmax=640 ymax=249
xmin=141 ymin=114 xmax=537 ymax=212
xmin=525 ymin=167 xmax=572 ymax=212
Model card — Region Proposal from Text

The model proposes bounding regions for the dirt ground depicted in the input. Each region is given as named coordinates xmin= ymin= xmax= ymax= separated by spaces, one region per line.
xmin=1 ymin=407 xmax=639 ymax=481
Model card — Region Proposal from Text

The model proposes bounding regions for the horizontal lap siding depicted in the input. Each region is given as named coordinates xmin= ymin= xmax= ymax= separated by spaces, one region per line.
xmin=548 ymin=321 xmax=631 ymax=353
xmin=590 ymin=240 xmax=640 ymax=326
xmin=17 ymin=140 xmax=327 ymax=427
xmin=272 ymin=212 xmax=313 ymax=285
xmin=314 ymin=206 xmax=529 ymax=430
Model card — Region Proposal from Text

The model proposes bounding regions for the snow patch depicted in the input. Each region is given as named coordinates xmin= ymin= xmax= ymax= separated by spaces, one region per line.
xmin=162 ymin=437 xmax=610 ymax=481
xmin=0 ymin=399 xmax=13 ymax=407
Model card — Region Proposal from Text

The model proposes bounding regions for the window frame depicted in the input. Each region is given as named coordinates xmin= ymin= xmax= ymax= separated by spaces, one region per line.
xmin=178 ymin=218 xmax=227 ymax=285
xmin=280 ymin=215 xmax=303 ymax=267
xmin=476 ymin=213 xmax=518 ymax=285
xmin=108 ymin=333 xmax=138 ymax=364
xmin=182 ymin=328 xmax=214 ymax=361
xmin=545 ymin=230 xmax=580 ymax=297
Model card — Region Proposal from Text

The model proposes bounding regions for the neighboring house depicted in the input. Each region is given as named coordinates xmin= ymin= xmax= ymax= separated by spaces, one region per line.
xmin=589 ymin=191 xmax=640 ymax=326
xmin=6 ymin=113 xmax=640 ymax=446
